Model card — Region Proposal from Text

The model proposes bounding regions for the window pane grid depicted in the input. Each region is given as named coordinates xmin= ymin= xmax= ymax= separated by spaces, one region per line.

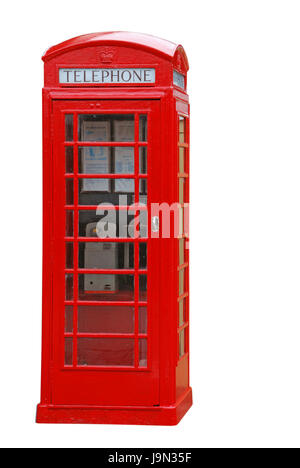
xmin=64 ymin=111 xmax=148 ymax=369
xmin=72 ymin=112 xmax=79 ymax=366
xmin=134 ymin=113 xmax=140 ymax=368
xmin=177 ymin=114 xmax=189 ymax=361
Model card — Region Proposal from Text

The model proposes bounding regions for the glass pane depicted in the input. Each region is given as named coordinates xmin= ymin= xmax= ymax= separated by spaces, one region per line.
xmin=139 ymin=115 xmax=148 ymax=141
xmin=139 ymin=147 xmax=147 ymax=174
xmin=79 ymin=177 xmax=110 ymax=194
xmin=179 ymin=116 xmax=186 ymax=143
xmin=114 ymin=118 xmax=135 ymax=142
xmin=137 ymin=210 xmax=148 ymax=238
xmin=65 ymin=210 xmax=74 ymax=237
xmin=179 ymin=300 xmax=185 ymax=327
xmin=115 ymin=178 xmax=135 ymax=193
xmin=78 ymin=305 xmax=134 ymax=334
xmin=139 ymin=243 xmax=147 ymax=269
xmin=179 ymin=206 xmax=184 ymax=236
xmin=65 ymin=242 xmax=73 ymax=269
xmin=65 ymin=147 xmax=73 ymax=173
xmin=79 ymin=116 xmax=111 ymax=141
xmin=179 ymin=147 xmax=185 ymax=173
xmin=65 ymin=337 xmax=73 ymax=365
xmin=78 ymin=242 xmax=134 ymax=269
xmin=139 ymin=307 xmax=147 ymax=334
xmin=79 ymin=273 xmax=134 ymax=301
xmin=179 ymin=270 xmax=184 ymax=296
xmin=139 ymin=180 xmax=147 ymax=205
xmin=139 ymin=339 xmax=147 ymax=367
xmin=115 ymin=147 xmax=134 ymax=174
xmin=77 ymin=338 xmax=134 ymax=366
xmin=179 ymin=330 xmax=185 ymax=358
xmin=79 ymin=211 xmax=117 ymax=238
xmin=179 ymin=239 xmax=185 ymax=266
xmin=65 ymin=274 xmax=73 ymax=300
xmin=139 ymin=275 xmax=147 ymax=301
xmin=65 ymin=306 xmax=73 ymax=333
xmin=78 ymin=178 xmax=134 ymax=205
xmin=79 ymin=210 xmax=138 ymax=239
xmin=179 ymin=178 xmax=184 ymax=204
xmin=78 ymin=115 xmax=134 ymax=142
xmin=66 ymin=179 xmax=74 ymax=205
xmin=78 ymin=146 xmax=110 ymax=174
xmin=65 ymin=114 xmax=73 ymax=142
xmin=79 ymin=146 xmax=135 ymax=175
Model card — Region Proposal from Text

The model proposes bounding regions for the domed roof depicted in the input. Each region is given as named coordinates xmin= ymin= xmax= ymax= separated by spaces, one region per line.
xmin=43 ymin=31 xmax=189 ymax=70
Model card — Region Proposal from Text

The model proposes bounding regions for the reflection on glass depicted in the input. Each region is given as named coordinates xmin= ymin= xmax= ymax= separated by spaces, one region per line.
xmin=78 ymin=305 xmax=134 ymax=334
xmin=65 ymin=242 xmax=73 ymax=269
xmin=65 ymin=114 xmax=73 ymax=142
xmin=139 ymin=339 xmax=147 ymax=367
xmin=79 ymin=273 xmax=134 ymax=301
xmin=139 ymin=275 xmax=147 ymax=301
xmin=65 ymin=147 xmax=73 ymax=173
xmin=139 ymin=115 xmax=148 ymax=141
xmin=65 ymin=306 xmax=73 ymax=333
xmin=139 ymin=307 xmax=147 ymax=334
xmin=65 ymin=274 xmax=73 ymax=300
xmin=78 ymin=242 xmax=134 ymax=269
xmin=65 ymin=338 xmax=73 ymax=365
xmin=179 ymin=330 xmax=185 ymax=357
xmin=139 ymin=147 xmax=147 ymax=174
xmin=77 ymin=338 xmax=134 ymax=366
xmin=65 ymin=210 xmax=74 ymax=237
xmin=66 ymin=179 xmax=74 ymax=205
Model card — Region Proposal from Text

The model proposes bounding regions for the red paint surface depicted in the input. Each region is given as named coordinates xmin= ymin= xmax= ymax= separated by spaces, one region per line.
xmin=37 ymin=32 xmax=192 ymax=425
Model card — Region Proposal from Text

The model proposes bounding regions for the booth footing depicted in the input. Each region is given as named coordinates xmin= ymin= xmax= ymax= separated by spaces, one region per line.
xmin=36 ymin=388 xmax=192 ymax=426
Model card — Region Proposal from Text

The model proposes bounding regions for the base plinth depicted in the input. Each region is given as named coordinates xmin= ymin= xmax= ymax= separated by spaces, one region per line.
xmin=36 ymin=388 xmax=192 ymax=426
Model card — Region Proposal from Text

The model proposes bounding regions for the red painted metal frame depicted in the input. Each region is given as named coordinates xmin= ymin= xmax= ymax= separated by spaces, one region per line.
xmin=51 ymin=100 xmax=160 ymax=406
xmin=37 ymin=32 xmax=192 ymax=425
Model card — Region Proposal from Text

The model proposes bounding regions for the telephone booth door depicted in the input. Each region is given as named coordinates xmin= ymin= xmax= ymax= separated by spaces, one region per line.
xmin=51 ymin=99 xmax=161 ymax=406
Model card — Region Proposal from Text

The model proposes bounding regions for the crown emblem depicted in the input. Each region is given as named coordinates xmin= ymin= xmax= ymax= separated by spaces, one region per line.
xmin=99 ymin=48 xmax=115 ymax=64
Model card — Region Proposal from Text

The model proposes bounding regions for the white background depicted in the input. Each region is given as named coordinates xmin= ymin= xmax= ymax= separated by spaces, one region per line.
xmin=1 ymin=0 xmax=300 ymax=448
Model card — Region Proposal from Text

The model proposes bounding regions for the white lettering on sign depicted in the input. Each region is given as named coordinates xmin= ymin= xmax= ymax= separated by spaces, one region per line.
xmin=59 ymin=68 xmax=156 ymax=84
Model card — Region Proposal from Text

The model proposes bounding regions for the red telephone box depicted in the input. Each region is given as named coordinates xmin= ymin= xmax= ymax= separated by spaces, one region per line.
xmin=36 ymin=32 xmax=192 ymax=425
